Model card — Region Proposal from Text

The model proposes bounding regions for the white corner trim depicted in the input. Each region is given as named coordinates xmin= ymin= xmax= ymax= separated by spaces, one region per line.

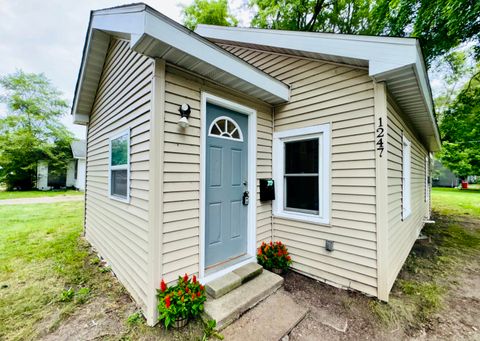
xmin=108 ymin=129 xmax=131 ymax=204
xmin=272 ymin=124 xmax=331 ymax=225
xmin=199 ymin=92 xmax=257 ymax=281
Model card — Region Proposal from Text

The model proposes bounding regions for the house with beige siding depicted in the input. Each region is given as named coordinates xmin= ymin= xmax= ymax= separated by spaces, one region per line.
xmin=72 ymin=4 xmax=440 ymax=325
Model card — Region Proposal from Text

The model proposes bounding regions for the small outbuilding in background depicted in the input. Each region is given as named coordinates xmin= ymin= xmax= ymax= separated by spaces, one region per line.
xmin=37 ymin=140 xmax=86 ymax=191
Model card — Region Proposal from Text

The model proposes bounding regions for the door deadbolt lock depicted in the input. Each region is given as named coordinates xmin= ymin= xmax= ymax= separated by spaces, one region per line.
xmin=242 ymin=191 xmax=249 ymax=205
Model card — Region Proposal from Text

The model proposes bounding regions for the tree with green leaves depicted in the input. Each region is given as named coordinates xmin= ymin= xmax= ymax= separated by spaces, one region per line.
xmin=438 ymin=66 xmax=480 ymax=178
xmin=432 ymin=49 xmax=475 ymax=118
xmin=182 ymin=0 xmax=238 ymax=30
xmin=182 ymin=0 xmax=480 ymax=65
xmin=0 ymin=70 xmax=74 ymax=190
xmin=367 ymin=0 xmax=480 ymax=65
xmin=250 ymin=0 xmax=372 ymax=33
xmin=249 ymin=0 xmax=480 ymax=65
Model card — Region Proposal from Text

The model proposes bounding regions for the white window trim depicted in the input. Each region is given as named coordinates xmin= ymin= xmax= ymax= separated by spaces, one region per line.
xmin=402 ymin=135 xmax=411 ymax=219
xmin=273 ymin=124 xmax=331 ymax=225
xmin=108 ymin=129 xmax=131 ymax=203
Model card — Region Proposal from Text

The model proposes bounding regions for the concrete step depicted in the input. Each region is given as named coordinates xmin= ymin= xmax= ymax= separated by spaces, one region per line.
xmin=204 ymin=270 xmax=283 ymax=329
xmin=221 ymin=289 xmax=308 ymax=341
xmin=205 ymin=262 xmax=263 ymax=299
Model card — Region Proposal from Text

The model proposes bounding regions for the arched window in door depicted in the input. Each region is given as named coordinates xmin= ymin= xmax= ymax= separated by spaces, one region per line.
xmin=208 ymin=116 xmax=243 ymax=141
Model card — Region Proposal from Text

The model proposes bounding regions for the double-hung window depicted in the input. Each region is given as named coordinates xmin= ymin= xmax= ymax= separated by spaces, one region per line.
xmin=402 ymin=135 xmax=411 ymax=219
xmin=273 ymin=124 xmax=330 ymax=224
xmin=109 ymin=130 xmax=130 ymax=202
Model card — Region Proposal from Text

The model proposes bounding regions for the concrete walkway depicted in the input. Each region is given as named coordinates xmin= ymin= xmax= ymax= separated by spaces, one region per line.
xmin=221 ymin=290 xmax=308 ymax=341
xmin=0 ymin=195 xmax=84 ymax=205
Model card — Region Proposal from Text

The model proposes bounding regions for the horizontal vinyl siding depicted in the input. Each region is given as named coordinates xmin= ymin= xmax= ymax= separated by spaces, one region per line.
xmin=223 ymin=45 xmax=378 ymax=296
xmin=386 ymin=94 xmax=428 ymax=289
xmin=161 ymin=67 xmax=273 ymax=283
xmin=85 ymin=38 xmax=154 ymax=310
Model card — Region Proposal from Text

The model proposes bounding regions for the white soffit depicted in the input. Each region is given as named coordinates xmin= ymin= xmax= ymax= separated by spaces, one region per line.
xmin=71 ymin=4 xmax=290 ymax=126
xmin=196 ymin=25 xmax=441 ymax=152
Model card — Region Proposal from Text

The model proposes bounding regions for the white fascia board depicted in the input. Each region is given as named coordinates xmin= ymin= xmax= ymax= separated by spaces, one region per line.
xmin=91 ymin=10 xmax=146 ymax=47
xmin=93 ymin=8 xmax=290 ymax=102
xmin=71 ymin=11 xmax=142 ymax=124
xmin=73 ymin=113 xmax=90 ymax=125
xmin=72 ymin=7 xmax=289 ymax=122
xmin=413 ymin=43 xmax=441 ymax=150
xmin=195 ymin=25 xmax=417 ymax=77
xmin=143 ymin=12 xmax=289 ymax=102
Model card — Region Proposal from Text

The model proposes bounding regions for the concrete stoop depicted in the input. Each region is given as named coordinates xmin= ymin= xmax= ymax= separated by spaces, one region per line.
xmin=204 ymin=268 xmax=284 ymax=329
xmin=221 ymin=290 xmax=308 ymax=341
xmin=206 ymin=262 xmax=263 ymax=299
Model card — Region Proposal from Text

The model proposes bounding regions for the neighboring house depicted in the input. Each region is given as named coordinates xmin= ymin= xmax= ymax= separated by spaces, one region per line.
xmin=432 ymin=159 xmax=458 ymax=187
xmin=36 ymin=140 xmax=86 ymax=191
xmin=68 ymin=140 xmax=87 ymax=191
xmin=72 ymin=4 xmax=440 ymax=325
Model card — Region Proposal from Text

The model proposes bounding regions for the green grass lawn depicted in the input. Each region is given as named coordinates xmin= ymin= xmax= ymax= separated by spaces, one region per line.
xmin=432 ymin=187 xmax=480 ymax=217
xmin=0 ymin=189 xmax=83 ymax=200
xmin=0 ymin=201 xmax=119 ymax=340
xmin=0 ymin=202 xmax=85 ymax=339
xmin=0 ymin=201 xmax=204 ymax=340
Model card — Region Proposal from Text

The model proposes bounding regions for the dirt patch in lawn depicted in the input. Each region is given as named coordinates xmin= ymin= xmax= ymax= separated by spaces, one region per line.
xmin=423 ymin=263 xmax=480 ymax=340
xmin=285 ymin=212 xmax=480 ymax=340
xmin=40 ymin=286 xmax=205 ymax=341
xmin=41 ymin=294 xmax=132 ymax=341
xmin=39 ymin=253 xmax=205 ymax=341
xmin=285 ymin=271 xmax=405 ymax=340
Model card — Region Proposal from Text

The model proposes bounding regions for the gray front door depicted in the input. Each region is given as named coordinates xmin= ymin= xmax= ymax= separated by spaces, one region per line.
xmin=205 ymin=103 xmax=248 ymax=268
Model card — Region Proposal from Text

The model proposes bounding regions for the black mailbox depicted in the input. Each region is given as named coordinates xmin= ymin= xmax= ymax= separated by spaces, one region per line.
xmin=259 ymin=178 xmax=275 ymax=201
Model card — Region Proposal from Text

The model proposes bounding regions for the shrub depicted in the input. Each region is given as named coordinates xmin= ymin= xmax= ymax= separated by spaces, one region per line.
xmin=157 ymin=274 xmax=206 ymax=329
xmin=257 ymin=241 xmax=292 ymax=271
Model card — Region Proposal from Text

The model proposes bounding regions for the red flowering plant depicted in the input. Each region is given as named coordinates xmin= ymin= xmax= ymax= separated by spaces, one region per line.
xmin=257 ymin=241 xmax=292 ymax=271
xmin=157 ymin=274 xmax=206 ymax=328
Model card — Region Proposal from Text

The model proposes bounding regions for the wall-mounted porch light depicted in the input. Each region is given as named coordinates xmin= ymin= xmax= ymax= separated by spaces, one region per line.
xmin=178 ymin=103 xmax=191 ymax=128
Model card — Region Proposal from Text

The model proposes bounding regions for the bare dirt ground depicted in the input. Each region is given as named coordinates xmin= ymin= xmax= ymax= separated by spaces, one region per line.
xmin=286 ymin=214 xmax=480 ymax=341
xmin=420 ymin=264 xmax=480 ymax=341
xmin=285 ymin=268 xmax=480 ymax=341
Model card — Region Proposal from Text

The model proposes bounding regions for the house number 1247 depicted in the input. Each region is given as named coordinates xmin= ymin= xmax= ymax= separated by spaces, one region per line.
xmin=376 ymin=117 xmax=385 ymax=157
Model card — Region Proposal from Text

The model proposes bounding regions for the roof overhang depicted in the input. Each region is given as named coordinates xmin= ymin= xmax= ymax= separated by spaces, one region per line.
xmin=72 ymin=4 xmax=290 ymax=125
xmin=196 ymin=25 xmax=441 ymax=152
